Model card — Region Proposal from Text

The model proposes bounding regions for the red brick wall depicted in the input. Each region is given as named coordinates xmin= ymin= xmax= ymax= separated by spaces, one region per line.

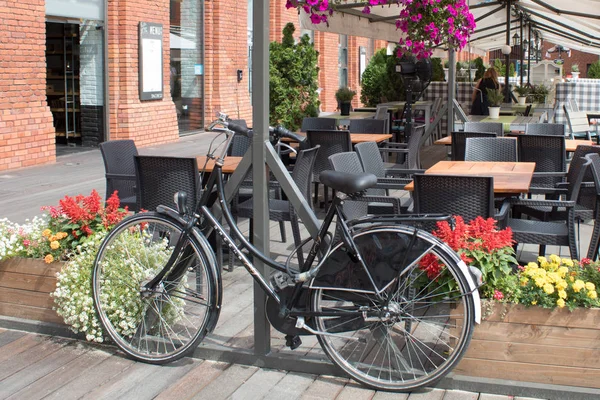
xmin=270 ymin=3 xmax=300 ymax=42
xmin=0 ymin=0 xmax=56 ymax=171
xmin=203 ymin=0 xmax=252 ymax=123
xmin=542 ymin=41 xmax=599 ymax=78
xmin=107 ymin=0 xmax=179 ymax=146
xmin=314 ymin=31 xmax=340 ymax=113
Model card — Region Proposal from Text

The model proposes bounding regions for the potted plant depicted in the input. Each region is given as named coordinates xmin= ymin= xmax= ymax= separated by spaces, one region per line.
xmin=514 ymin=85 xmax=530 ymax=105
xmin=486 ymin=87 xmax=504 ymax=118
xmin=335 ymin=86 xmax=356 ymax=116
xmin=571 ymin=63 xmax=580 ymax=79
xmin=443 ymin=60 xmax=450 ymax=81
xmin=530 ymin=83 xmax=550 ymax=104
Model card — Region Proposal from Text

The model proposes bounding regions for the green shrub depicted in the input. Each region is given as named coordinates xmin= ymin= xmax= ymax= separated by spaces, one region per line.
xmin=431 ymin=57 xmax=445 ymax=81
xmin=473 ymin=57 xmax=486 ymax=81
xmin=588 ymin=61 xmax=600 ymax=79
xmin=360 ymin=48 xmax=406 ymax=106
xmin=269 ymin=23 xmax=320 ymax=132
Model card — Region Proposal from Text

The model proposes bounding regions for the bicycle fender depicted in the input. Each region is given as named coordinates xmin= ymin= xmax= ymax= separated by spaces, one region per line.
xmin=156 ymin=206 xmax=223 ymax=332
xmin=457 ymin=260 xmax=481 ymax=324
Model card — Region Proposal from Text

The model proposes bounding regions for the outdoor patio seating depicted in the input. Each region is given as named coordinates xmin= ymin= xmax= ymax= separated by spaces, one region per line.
xmin=464 ymin=121 xmax=504 ymax=136
xmin=306 ymin=129 xmax=352 ymax=207
xmin=328 ymin=151 xmax=406 ymax=219
xmin=563 ymin=107 xmax=598 ymax=142
xmin=99 ymin=139 xmax=139 ymax=212
xmin=451 ymin=131 xmax=497 ymax=161
xmin=464 ymin=137 xmax=517 ymax=162
xmin=517 ymin=134 xmax=566 ymax=189
xmin=134 ymin=155 xmax=200 ymax=212
xmin=301 ymin=117 xmax=337 ymax=132
xmin=583 ymin=153 xmax=600 ymax=260
xmin=381 ymin=124 xmax=425 ymax=169
xmin=348 ymin=118 xmax=386 ymax=134
xmin=524 ymin=123 xmax=566 ymax=136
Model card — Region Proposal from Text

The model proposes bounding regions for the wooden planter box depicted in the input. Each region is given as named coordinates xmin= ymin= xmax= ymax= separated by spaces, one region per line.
xmin=0 ymin=257 xmax=64 ymax=325
xmin=454 ymin=301 xmax=600 ymax=389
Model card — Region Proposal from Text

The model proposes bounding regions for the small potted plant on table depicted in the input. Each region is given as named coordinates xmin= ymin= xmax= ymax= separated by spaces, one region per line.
xmin=514 ymin=85 xmax=530 ymax=106
xmin=571 ymin=63 xmax=580 ymax=79
xmin=486 ymin=87 xmax=504 ymax=119
xmin=335 ymin=86 xmax=356 ymax=116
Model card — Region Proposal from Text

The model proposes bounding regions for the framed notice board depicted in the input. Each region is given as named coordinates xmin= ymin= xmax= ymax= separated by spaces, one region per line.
xmin=139 ymin=22 xmax=163 ymax=100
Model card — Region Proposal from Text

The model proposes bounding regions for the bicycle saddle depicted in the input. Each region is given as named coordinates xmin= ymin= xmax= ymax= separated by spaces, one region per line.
xmin=319 ymin=170 xmax=377 ymax=196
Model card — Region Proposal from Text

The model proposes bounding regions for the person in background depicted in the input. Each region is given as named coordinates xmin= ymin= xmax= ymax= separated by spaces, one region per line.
xmin=470 ymin=67 xmax=501 ymax=116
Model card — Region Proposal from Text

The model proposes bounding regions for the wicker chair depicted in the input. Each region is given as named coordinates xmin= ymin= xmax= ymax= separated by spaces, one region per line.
xmin=373 ymin=106 xmax=390 ymax=134
xmin=355 ymin=141 xmax=424 ymax=188
xmin=563 ymin=107 xmax=598 ymax=141
xmin=382 ymin=124 xmax=425 ymax=170
xmin=463 ymin=121 xmax=504 ymax=136
xmin=517 ymin=134 xmax=566 ymax=189
xmin=412 ymin=174 xmax=508 ymax=225
xmin=236 ymin=146 xmax=319 ymax=267
xmin=99 ymin=140 xmax=139 ymax=212
xmin=328 ymin=151 xmax=406 ymax=220
xmin=306 ymin=129 xmax=353 ymax=206
xmin=134 ymin=155 xmax=200 ymax=212
xmin=301 ymin=117 xmax=337 ymax=132
xmin=349 ymin=118 xmax=386 ymax=134
xmin=524 ymin=123 xmax=566 ymax=136
xmin=584 ymin=153 xmax=600 ymax=260
xmin=464 ymin=137 xmax=517 ymax=162
xmin=227 ymin=119 xmax=252 ymax=157
xmin=451 ymin=131 xmax=497 ymax=161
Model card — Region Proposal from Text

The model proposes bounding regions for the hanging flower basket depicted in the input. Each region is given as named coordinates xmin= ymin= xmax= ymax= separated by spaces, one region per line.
xmin=288 ymin=0 xmax=476 ymax=59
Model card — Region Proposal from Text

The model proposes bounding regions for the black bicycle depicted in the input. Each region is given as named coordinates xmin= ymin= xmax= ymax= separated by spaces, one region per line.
xmin=92 ymin=113 xmax=482 ymax=392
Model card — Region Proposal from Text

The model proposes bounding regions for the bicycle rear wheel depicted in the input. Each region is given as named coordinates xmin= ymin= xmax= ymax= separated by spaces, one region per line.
xmin=310 ymin=226 xmax=475 ymax=391
xmin=92 ymin=212 xmax=218 ymax=364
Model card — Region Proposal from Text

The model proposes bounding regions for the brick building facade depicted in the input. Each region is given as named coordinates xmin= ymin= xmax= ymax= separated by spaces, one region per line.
xmin=0 ymin=0 xmax=389 ymax=173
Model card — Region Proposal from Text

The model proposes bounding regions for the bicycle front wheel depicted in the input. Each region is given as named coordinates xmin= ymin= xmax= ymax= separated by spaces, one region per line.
xmin=310 ymin=226 xmax=475 ymax=391
xmin=92 ymin=212 xmax=218 ymax=364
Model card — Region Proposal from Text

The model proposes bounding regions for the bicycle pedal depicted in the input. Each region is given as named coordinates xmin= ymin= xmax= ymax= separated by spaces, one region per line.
xmin=285 ymin=334 xmax=302 ymax=350
xmin=270 ymin=271 xmax=294 ymax=291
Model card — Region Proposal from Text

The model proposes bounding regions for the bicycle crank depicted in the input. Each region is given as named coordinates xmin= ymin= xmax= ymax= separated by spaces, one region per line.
xmin=295 ymin=317 xmax=367 ymax=343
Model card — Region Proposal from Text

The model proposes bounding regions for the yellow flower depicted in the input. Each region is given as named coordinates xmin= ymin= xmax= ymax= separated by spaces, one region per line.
xmin=549 ymin=254 xmax=561 ymax=265
xmin=543 ymin=283 xmax=554 ymax=295
xmin=50 ymin=241 xmax=60 ymax=250
xmin=528 ymin=262 xmax=539 ymax=269
xmin=588 ymin=290 xmax=598 ymax=299
xmin=570 ymin=276 xmax=575 ymax=282
xmin=49 ymin=235 xmax=57 ymax=242
xmin=520 ymin=277 xmax=529 ymax=286
xmin=557 ymin=298 xmax=565 ymax=308
xmin=537 ymin=256 xmax=547 ymax=265
xmin=573 ymin=280 xmax=585 ymax=293
xmin=42 ymin=229 xmax=52 ymax=238
xmin=44 ymin=254 xmax=54 ymax=263
xmin=547 ymin=272 xmax=560 ymax=284
xmin=557 ymin=267 xmax=569 ymax=278
xmin=586 ymin=282 xmax=596 ymax=291
xmin=558 ymin=290 xmax=567 ymax=299
xmin=556 ymin=280 xmax=568 ymax=290
xmin=562 ymin=258 xmax=574 ymax=267
xmin=534 ymin=277 xmax=546 ymax=288
xmin=532 ymin=300 xmax=537 ymax=305
xmin=57 ymin=232 xmax=68 ymax=240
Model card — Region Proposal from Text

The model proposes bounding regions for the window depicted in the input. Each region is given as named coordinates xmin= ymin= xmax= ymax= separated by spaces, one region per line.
xmin=338 ymin=34 xmax=348 ymax=87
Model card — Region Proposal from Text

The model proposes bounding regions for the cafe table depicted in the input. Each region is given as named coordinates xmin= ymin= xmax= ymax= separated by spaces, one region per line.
xmin=280 ymin=132 xmax=392 ymax=144
xmin=197 ymin=156 xmax=243 ymax=173
xmin=434 ymin=136 xmax=594 ymax=153
xmin=404 ymin=161 xmax=536 ymax=194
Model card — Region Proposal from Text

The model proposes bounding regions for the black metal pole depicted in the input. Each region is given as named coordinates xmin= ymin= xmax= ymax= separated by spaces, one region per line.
xmin=520 ymin=15 xmax=524 ymax=86
xmin=527 ymin=23 xmax=531 ymax=85
xmin=505 ymin=0 xmax=511 ymax=103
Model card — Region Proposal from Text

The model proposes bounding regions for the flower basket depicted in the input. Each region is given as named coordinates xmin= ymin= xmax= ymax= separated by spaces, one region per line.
xmin=452 ymin=301 xmax=600 ymax=389
xmin=0 ymin=257 xmax=64 ymax=325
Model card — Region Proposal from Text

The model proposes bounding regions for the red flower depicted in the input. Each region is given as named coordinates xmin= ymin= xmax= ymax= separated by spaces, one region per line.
xmin=581 ymin=258 xmax=592 ymax=266
xmin=493 ymin=289 xmax=504 ymax=300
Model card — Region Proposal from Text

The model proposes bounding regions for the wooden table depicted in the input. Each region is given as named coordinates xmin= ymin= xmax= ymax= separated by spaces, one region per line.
xmin=434 ymin=136 xmax=593 ymax=152
xmin=321 ymin=112 xmax=376 ymax=121
xmin=404 ymin=161 xmax=536 ymax=194
xmin=280 ymin=132 xmax=392 ymax=144
xmin=197 ymin=156 xmax=242 ymax=173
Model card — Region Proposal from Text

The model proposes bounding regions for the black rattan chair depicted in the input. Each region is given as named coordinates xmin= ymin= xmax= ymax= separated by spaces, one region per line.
xmin=134 ymin=155 xmax=200 ymax=212
xmin=99 ymin=140 xmax=139 ymax=212
xmin=306 ymin=129 xmax=353 ymax=206
xmin=412 ymin=174 xmax=508 ymax=225
xmin=227 ymin=119 xmax=252 ymax=157
xmin=464 ymin=121 xmax=504 ymax=136
xmin=381 ymin=124 xmax=425 ymax=170
xmin=465 ymin=137 xmax=517 ymax=162
xmin=349 ymin=118 xmax=386 ymax=134
xmin=328 ymin=151 xmax=407 ymax=219
xmin=236 ymin=146 xmax=319 ymax=267
xmin=301 ymin=117 xmax=337 ymax=132
xmin=525 ymin=123 xmax=566 ymax=136
xmin=517 ymin=134 xmax=566 ymax=189
xmin=451 ymin=131 xmax=496 ymax=161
